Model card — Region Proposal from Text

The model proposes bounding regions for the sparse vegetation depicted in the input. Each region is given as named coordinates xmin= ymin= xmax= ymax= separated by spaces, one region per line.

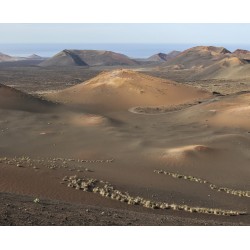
xmin=154 ymin=169 xmax=250 ymax=198
xmin=63 ymin=175 xmax=247 ymax=216
xmin=0 ymin=156 xmax=113 ymax=172
xmin=33 ymin=198 xmax=40 ymax=203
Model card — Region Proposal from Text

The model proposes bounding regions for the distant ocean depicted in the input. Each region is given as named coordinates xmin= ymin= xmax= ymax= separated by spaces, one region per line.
xmin=0 ymin=43 xmax=249 ymax=58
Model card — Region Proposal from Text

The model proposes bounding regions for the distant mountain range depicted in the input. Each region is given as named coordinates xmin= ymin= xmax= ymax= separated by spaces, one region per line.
xmin=0 ymin=52 xmax=46 ymax=62
xmin=158 ymin=46 xmax=250 ymax=80
xmin=39 ymin=49 xmax=185 ymax=67
xmin=1 ymin=49 xmax=182 ymax=66
xmin=1 ymin=47 xmax=250 ymax=80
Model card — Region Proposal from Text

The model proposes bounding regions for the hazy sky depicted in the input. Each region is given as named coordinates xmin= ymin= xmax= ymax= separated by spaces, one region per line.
xmin=0 ymin=23 xmax=249 ymax=44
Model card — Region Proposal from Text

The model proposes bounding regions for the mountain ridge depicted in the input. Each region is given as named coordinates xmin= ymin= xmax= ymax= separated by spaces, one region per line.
xmin=40 ymin=49 xmax=138 ymax=67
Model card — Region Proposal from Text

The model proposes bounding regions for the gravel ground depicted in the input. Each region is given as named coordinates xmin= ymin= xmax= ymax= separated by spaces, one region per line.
xmin=0 ymin=192 xmax=247 ymax=226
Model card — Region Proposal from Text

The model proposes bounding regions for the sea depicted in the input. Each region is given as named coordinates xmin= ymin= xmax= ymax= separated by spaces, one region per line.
xmin=0 ymin=43 xmax=250 ymax=58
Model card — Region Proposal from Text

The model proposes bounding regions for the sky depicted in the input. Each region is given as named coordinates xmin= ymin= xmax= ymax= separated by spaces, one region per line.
xmin=0 ymin=23 xmax=250 ymax=45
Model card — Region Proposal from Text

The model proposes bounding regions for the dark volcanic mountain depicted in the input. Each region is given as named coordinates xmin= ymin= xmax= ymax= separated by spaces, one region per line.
xmin=148 ymin=51 xmax=181 ymax=62
xmin=39 ymin=50 xmax=89 ymax=67
xmin=40 ymin=50 xmax=138 ymax=67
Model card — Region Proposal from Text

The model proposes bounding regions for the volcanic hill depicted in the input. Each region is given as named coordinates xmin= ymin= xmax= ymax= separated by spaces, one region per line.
xmin=148 ymin=51 xmax=181 ymax=62
xmin=161 ymin=46 xmax=231 ymax=69
xmin=46 ymin=69 xmax=211 ymax=112
xmin=40 ymin=50 xmax=138 ymax=67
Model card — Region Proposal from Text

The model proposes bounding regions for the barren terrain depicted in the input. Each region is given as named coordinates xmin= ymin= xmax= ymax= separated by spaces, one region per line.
xmin=0 ymin=47 xmax=250 ymax=226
